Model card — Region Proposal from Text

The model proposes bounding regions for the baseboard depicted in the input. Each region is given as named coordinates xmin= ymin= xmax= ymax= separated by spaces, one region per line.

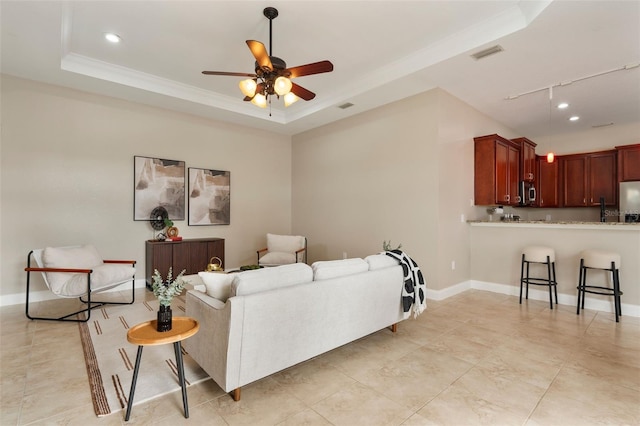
xmin=469 ymin=280 xmax=640 ymax=318
xmin=0 ymin=278 xmax=148 ymax=307
xmin=425 ymin=281 xmax=471 ymax=301
xmin=6 ymin=278 xmax=638 ymax=318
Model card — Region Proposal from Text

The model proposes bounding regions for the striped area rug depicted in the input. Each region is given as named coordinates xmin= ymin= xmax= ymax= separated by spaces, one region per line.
xmin=77 ymin=295 xmax=209 ymax=417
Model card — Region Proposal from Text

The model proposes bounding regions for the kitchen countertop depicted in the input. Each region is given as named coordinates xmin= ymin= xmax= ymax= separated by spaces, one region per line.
xmin=468 ymin=219 xmax=640 ymax=230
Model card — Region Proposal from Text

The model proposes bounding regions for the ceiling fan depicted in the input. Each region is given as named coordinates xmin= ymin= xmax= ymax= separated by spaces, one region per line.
xmin=202 ymin=7 xmax=333 ymax=109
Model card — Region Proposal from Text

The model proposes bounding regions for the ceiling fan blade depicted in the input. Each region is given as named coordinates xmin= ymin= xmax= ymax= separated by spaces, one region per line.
xmin=246 ymin=40 xmax=273 ymax=71
xmin=287 ymin=60 xmax=334 ymax=78
xmin=202 ymin=71 xmax=257 ymax=77
xmin=291 ymin=83 xmax=316 ymax=101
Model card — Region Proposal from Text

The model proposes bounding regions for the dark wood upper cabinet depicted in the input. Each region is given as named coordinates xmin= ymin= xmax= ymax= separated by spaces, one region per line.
xmin=474 ymin=134 xmax=521 ymax=206
xmin=560 ymin=150 xmax=617 ymax=207
xmin=474 ymin=134 xmax=622 ymax=209
xmin=513 ymin=137 xmax=537 ymax=182
xmin=616 ymin=144 xmax=640 ymax=181
xmin=537 ymin=155 xmax=558 ymax=207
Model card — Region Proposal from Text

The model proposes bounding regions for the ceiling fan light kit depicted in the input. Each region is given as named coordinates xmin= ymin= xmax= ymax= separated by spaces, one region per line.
xmin=202 ymin=6 xmax=333 ymax=110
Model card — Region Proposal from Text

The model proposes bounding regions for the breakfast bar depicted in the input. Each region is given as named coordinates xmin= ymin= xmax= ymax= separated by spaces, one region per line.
xmin=468 ymin=220 xmax=640 ymax=316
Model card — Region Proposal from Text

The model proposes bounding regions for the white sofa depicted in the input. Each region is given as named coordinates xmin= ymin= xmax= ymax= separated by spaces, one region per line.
xmin=184 ymin=254 xmax=406 ymax=401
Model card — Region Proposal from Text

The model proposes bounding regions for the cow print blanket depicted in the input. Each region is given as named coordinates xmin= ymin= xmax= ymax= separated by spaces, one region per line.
xmin=385 ymin=250 xmax=426 ymax=318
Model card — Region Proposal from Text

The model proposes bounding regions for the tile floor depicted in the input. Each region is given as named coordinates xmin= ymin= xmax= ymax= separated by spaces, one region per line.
xmin=1 ymin=288 xmax=639 ymax=425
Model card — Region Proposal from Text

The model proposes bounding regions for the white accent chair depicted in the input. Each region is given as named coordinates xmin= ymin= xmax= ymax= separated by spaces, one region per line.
xmin=25 ymin=245 xmax=136 ymax=322
xmin=256 ymin=234 xmax=307 ymax=266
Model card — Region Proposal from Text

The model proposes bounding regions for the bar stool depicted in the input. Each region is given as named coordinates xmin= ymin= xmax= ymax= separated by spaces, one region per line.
xmin=520 ymin=246 xmax=558 ymax=309
xmin=577 ymin=250 xmax=623 ymax=322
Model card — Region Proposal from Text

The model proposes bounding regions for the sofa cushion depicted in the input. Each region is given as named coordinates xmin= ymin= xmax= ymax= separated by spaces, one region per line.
xmin=198 ymin=271 xmax=235 ymax=302
xmin=311 ymin=258 xmax=369 ymax=281
xmin=231 ymin=263 xmax=312 ymax=297
xmin=42 ymin=245 xmax=103 ymax=294
xmin=365 ymin=254 xmax=400 ymax=270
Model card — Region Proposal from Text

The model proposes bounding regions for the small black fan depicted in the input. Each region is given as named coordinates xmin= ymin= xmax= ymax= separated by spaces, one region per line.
xmin=149 ymin=206 xmax=169 ymax=230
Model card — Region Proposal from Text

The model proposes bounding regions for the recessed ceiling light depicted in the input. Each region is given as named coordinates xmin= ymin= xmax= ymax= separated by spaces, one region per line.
xmin=557 ymin=102 xmax=569 ymax=109
xmin=569 ymin=116 xmax=580 ymax=121
xmin=104 ymin=33 xmax=121 ymax=43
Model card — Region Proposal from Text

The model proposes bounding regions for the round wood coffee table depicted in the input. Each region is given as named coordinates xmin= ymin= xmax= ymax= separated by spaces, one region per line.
xmin=124 ymin=317 xmax=199 ymax=421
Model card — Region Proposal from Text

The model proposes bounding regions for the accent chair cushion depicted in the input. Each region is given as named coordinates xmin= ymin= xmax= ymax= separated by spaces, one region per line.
xmin=60 ymin=263 xmax=136 ymax=297
xmin=231 ymin=263 xmax=312 ymax=297
xmin=259 ymin=251 xmax=296 ymax=265
xmin=311 ymin=258 xmax=369 ymax=281
xmin=267 ymin=233 xmax=305 ymax=253
xmin=41 ymin=245 xmax=135 ymax=297
xmin=42 ymin=245 xmax=103 ymax=294
xmin=198 ymin=271 xmax=235 ymax=302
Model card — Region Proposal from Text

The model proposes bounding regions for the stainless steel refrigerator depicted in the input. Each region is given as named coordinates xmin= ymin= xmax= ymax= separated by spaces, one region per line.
xmin=619 ymin=181 xmax=640 ymax=222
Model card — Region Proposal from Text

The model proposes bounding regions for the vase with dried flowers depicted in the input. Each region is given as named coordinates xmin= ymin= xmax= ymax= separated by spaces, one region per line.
xmin=151 ymin=267 xmax=186 ymax=332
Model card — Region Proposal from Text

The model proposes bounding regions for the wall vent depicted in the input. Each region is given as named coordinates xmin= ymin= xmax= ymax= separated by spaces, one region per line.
xmin=338 ymin=102 xmax=354 ymax=110
xmin=471 ymin=45 xmax=504 ymax=60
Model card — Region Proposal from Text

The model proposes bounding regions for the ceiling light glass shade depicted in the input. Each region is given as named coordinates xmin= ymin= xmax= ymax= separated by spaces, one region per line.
xmin=284 ymin=92 xmax=299 ymax=107
xmin=239 ymin=79 xmax=257 ymax=97
xmin=546 ymin=152 xmax=555 ymax=163
xmin=104 ymin=33 xmax=121 ymax=43
xmin=274 ymin=76 xmax=293 ymax=96
xmin=251 ymin=93 xmax=267 ymax=108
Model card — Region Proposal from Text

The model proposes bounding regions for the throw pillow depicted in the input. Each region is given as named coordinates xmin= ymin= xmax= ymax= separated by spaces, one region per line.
xmin=198 ymin=271 xmax=235 ymax=302
xmin=311 ymin=258 xmax=368 ymax=281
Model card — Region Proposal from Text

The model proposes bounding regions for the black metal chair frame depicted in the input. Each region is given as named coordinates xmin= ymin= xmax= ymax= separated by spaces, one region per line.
xmin=519 ymin=253 xmax=558 ymax=309
xmin=25 ymin=250 xmax=136 ymax=323
xmin=576 ymin=259 xmax=622 ymax=322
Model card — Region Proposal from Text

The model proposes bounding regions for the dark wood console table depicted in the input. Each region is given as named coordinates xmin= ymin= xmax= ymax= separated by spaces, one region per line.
xmin=145 ymin=238 xmax=225 ymax=287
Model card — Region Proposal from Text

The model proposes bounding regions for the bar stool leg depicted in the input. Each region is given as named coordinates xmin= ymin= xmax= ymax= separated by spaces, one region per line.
xmin=612 ymin=263 xmax=621 ymax=322
xmin=546 ymin=256 xmax=553 ymax=309
xmin=174 ymin=342 xmax=189 ymax=418
xmin=125 ymin=346 xmax=144 ymax=421
xmin=616 ymin=268 xmax=622 ymax=318
xmin=576 ymin=259 xmax=584 ymax=315
xmin=519 ymin=254 xmax=525 ymax=304
xmin=552 ymin=260 xmax=558 ymax=305
xmin=525 ymin=261 xmax=530 ymax=299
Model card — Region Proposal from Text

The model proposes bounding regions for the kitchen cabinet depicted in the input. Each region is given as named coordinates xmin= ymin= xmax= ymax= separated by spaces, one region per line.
xmin=536 ymin=155 xmax=558 ymax=207
xmin=616 ymin=144 xmax=640 ymax=181
xmin=560 ymin=150 xmax=617 ymax=207
xmin=145 ymin=238 xmax=225 ymax=287
xmin=474 ymin=134 xmax=521 ymax=206
xmin=513 ymin=137 xmax=537 ymax=182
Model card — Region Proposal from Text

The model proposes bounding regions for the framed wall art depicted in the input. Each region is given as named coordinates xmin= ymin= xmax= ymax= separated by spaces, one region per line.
xmin=133 ymin=156 xmax=185 ymax=221
xmin=188 ymin=168 xmax=230 ymax=225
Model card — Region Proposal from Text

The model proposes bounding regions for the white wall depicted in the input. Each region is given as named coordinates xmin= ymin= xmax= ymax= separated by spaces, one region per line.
xmin=1 ymin=76 xmax=292 ymax=302
xmin=292 ymin=88 xmax=522 ymax=292
xmin=435 ymin=89 xmax=521 ymax=290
